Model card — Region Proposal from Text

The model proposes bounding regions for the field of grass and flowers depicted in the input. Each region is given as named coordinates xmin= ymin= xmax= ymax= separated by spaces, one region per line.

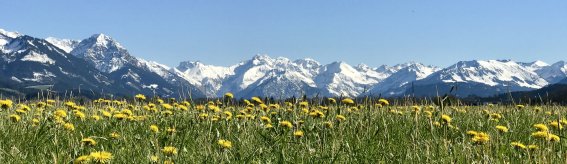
xmin=0 ymin=93 xmax=566 ymax=163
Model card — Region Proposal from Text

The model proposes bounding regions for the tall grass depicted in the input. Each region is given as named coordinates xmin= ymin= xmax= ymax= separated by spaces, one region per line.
xmin=0 ymin=97 xmax=565 ymax=163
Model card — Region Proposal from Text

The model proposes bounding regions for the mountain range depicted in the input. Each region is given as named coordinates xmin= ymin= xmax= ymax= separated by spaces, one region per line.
xmin=1 ymin=28 xmax=567 ymax=99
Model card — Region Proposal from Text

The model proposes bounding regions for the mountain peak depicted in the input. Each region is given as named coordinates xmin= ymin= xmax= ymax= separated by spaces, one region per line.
xmin=0 ymin=28 xmax=21 ymax=38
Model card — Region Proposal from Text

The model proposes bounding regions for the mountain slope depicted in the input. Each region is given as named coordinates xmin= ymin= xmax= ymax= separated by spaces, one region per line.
xmin=0 ymin=33 xmax=116 ymax=97
xmin=366 ymin=62 xmax=439 ymax=96
xmin=395 ymin=60 xmax=549 ymax=97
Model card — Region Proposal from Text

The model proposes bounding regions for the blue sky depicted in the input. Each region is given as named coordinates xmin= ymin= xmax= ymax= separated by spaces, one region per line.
xmin=1 ymin=0 xmax=567 ymax=67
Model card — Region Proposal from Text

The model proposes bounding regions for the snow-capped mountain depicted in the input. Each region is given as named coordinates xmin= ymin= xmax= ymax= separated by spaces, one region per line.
xmin=0 ymin=28 xmax=205 ymax=98
xmin=0 ymin=30 xmax=117 ymax=97
xmin=535 ymin=61 xmax=567 ymax=84
xmin=399 ymin=60 xmax=550 ymax=97
xmin=70 ymin=34 xmax=134 ymax=73
xmin=45 ymin=37 xmax=80 ymax=53
xmin=172 ymin=61 xmax=234 ymax=97
xmin=4 ymin=27 xmax=567 ymax=99
xmin=366 ymin=62 xmax=440 ymax=96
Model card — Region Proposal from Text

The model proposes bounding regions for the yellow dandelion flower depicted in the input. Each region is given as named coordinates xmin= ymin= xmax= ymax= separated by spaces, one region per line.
xmin=336 ymin=115 xmax=346 ymax=122
xmin=378 ymin=99 xmax=389 ymax=106
xmin=528 ymin=144 xmax=538 ymax=150
xmin=280 ymin=121 xmax=293 ymax=128
xmin=166 ymin=127 xmax=176 ymax=134
xmin=531 ymin=131 xmax=548 ymax=139
xmin=110 ymin=132 xmax=120 ymax=139
xmin=328 ymin=98 xmax=336 ymax=104
xmin=441 ymin=114 xmax=451 ymax=124
xmin=548 ymin=134 xmax=560 ymax=142
xmin=293 ymin=130 xmax=304 ymax=138
xmin=341 ymin=98 xmax=355 ymax=105
xmin=149 ymin=155 xmax=159 ymax=162
xmin=471 ymin=132 xmax=490 ymax=144
xmin=224 ymin=92 xmax=234 ymax=99
xmin=64 ymin=123 xmax=75 ymax=131
xmin=0 ymin=99 xmax=13 ymax=109
xmin=9 ymin=114 xmax=21 ymax=122
xmin=218 ymin=139 xmax=232 ymax=149
xmin=81 ymin=138 xmax=97 ymax=146
xmin=533 ymin=123 xmax=548 ymax=132
xmin=162 ymin=146 xmax=178 ymax=156
xmin=260 ymin=116 xmax=271 ymax=123
xmin=135 ymin=94 xmax=146 ymax=101
xmin=55 ymin=109 xmax=67 ymax=118
xmin=89 ymin=151 xmax=113 ymax=163
xmin=549 ymin=121 xmax=563 ymax=130
xmin=495 ymin=125 xmax=509 ymax=133
xmin=150 ymin=125 xmax=159 ymax=133
xmin=510 ymin=142 xmax=526 ymax=149
xmin=323 ymin=121 xmax=333 ymax=128
xmin=74 ymin=155 xmax=91 ymax=164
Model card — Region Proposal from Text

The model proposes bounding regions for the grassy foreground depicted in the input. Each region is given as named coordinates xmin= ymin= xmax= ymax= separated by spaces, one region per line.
xmin=0 ymin=95 xmax=566 ymax=163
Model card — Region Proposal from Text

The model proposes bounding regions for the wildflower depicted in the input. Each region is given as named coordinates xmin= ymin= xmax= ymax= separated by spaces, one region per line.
xmin=224 ymin=92 xmax=234 ymax=99
xmin=73 ymin=111 xmax=86 ymax=119
xmin=531 ymin=131 xmax=548 ymax=139
xmin=161 ymin=104 xmax=173 ymax=110
xmin=496 ymin=125 xmax=509 ymax=133
xmin=528 ymin=145 xmax=538 ymax=150
xmin=510 ymin=142 xmax=527 ymax=150
xmin=135 ymin=94 xmax=146 ymax=101
xmin=81 ymin=138 xmax=97 ymax=146
xmin=533 ymin=124 xmax=548 ymax=132
xmin=199 ymin=113 xmax=209 ymax=119
xmin=9 ymin=114 xmax=21 ymax=122
xmin=293 ymin=130 xmax=304 ymax=138
xmin=328 ymin=98 xmax=336 ymax=104
xmin=55 ymin=109 xmax=67 ymax=118
xmin=341 ymin=98 xmax=355 ymax=105
xmin=549 ymin=121 xmax=563 ymax=130
xmin=164 ymin=160 xmax=174 ymax=164
xmin=0 ymin=99 xmax=13 ymax=109
xmin=89 ymin=151 xmax=113 ymax=163
xmin=150 ymin=125 xmax=159 ymax=133
xmin=110 ymin=132 xmax=120 ymax=139
xmin=323 ymin=121 xmax=333 ymax=128
xmin=471 ymin=132 xmax=490 ymax=144
xmin=378 ymin=99 xmax=389 ymax=106
xmin=251 ymin=97 xmax=263 ymax=104
xmin=218 ymin=139 xmax=232 ymax=149
xmin=308 ymin=110 xmax=325 ymax=118
xmin=113 ymin=113 xmax=128 ymax=120
xmin=91 ymin=115 xmax=101 ymax=121
xmin=32 ymin=118 xmax=40 ymax=126
xmin=466 ymin=130 xmax=478 ymax=136
xmin=548 ymin=134 xmax=560 ymax=142
xmin=516 ymin=104 xmax=525 ymax=109
xmin=74 ymin=155 xmax=91 ymax=164
xmin=279 ymin=121 xmax=293 ymax=128
xmin=64 ymin=123 xmax=75 ymax=131
xmin=260 ymin=116 xmax=271 ymax=123
xmin=166 ymin=127 xmax=176 ymax=134
xmin=149 ymin=155 xmax=159 ymax=162
xmin=162 ymin=146 xmax=178 ymax=156
xmin=299 ymin=101 xmax=309 ymax=108
xmin=441 ymin=114 xmax=451 ymax=125
xmin=336 ymin=115 xmax=346 ymax=122
xmin=424 ymin=111 xmax=433 ymax=118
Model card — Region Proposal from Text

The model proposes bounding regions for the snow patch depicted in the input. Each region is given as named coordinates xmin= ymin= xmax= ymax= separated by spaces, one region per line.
xmin=21 ymin=51 xmax=55 ymax=64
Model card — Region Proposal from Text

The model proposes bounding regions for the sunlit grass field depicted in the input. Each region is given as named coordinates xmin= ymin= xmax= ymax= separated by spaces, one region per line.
xmin=0 ymin=94 xmax=566 ymax=163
